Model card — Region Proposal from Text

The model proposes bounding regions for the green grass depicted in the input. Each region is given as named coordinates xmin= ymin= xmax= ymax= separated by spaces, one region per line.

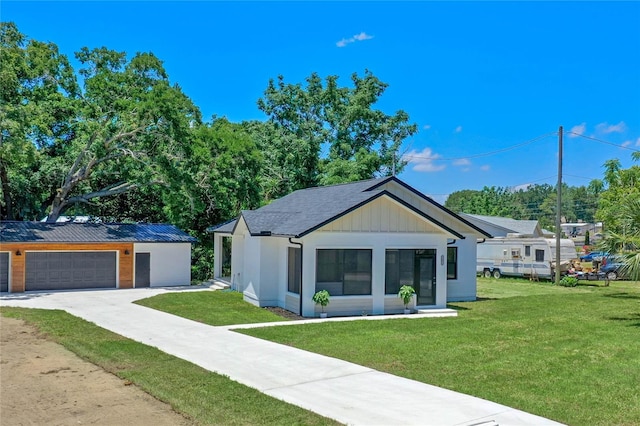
xmin=237 ymin=278 xmax=640 ymax=426
xmin=134 ymin=290 xmax=288 ymax=326
xmin=0 ymin=307 xmax=338 ymax=426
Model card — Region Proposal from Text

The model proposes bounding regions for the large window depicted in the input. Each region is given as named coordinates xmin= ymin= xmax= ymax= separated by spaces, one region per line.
xmin=447 ymin=247 xmax=458 ymax=280
xmin=316 ymin=249 xmax=371 ymax=295
xmin=535 ymin=249 xmax=545 ymax=262
xmin=385 ymin=250 xmax=417 ymax=294
xmin=221 ymin=236 xmax=232 ymax=278
xmin=288 ymin=247 xmax=301 ymax=294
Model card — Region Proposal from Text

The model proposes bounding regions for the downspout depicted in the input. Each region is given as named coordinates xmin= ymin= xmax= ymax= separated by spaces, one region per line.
xmin=289 ymin=237 xmax=303 ymax=316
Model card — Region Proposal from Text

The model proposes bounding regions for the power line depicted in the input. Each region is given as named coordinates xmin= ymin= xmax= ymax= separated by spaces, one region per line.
xmin=402 ymin=132 xmax=556 ymax=161
xmin=566 ymin=131 xmax=640 ymax=152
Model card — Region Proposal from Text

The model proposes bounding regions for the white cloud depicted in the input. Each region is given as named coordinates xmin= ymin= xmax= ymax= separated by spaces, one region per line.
xmin=454 ymin=126 xmax=463 ymax=133
xmin=423 ymin=124 xmax=431 ymax=130
xmin=636 ymin=137 xmax=640 ymax=147
xmin=453 ymin=158 xmax=471 ymax=166
xmin=336 ymin=32 xmax=373 ymax=47
xmin=596 ymin=121 xmax=627 ymax=134
xmin=569 ymin=122 xmax=586 ymax=137
xmin=622 ymin=140 xmax=632 ymax=147
xmin=513 ymin=183 xmax=532 ymax=191
xmin=403 ymin=148 xmax=446 ymax=172
xmin=480 ymin=165 xmax=491 ymax=171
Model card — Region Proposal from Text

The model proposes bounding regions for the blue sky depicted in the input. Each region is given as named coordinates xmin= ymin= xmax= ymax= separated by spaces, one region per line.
xmin=4 ymin=1 xmax=640 ymax=203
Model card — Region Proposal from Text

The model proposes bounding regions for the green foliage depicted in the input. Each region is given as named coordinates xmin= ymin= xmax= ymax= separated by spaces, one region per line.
xmin=596 ymin=155 xmax=640 ymax=281
xmin=584 ymin=230 xmax=590 ymax=246
xmin=312 ymin=290 xmax=331 ymax=312
xmin=0 ymin=22 xmax=79 ymax=220
xmin=557 ymin=276 xmax=578 ymax=287
xmin=256 ymin=71 xmax=417 ymax=195
xmin=445 ymin=182 xmax=599 ymax=230
xmin=397 ymin=285 xmax=416 ymax=307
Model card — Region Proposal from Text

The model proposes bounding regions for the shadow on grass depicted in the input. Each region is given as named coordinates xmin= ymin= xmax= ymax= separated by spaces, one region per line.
xmin=606 ymin=313 xmax=640 ymax=327
xmin=576 ymin=282 xmax=601 ymax=288
xmin=603 ymin=292 xmax=640 ymax=300
xmin=447 ymin=297 xmax=498 ymax=311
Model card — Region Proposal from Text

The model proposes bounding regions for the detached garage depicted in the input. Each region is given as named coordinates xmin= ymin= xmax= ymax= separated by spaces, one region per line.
xmin=0 ymin=222 xmax=196 ymax=293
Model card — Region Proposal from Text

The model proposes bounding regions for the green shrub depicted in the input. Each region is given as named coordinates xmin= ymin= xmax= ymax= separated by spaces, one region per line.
xmin=558 ymin=276 xmax=579 ymax=287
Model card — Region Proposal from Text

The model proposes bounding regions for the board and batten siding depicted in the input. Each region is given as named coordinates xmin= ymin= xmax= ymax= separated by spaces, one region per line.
xmin=319 ymin=197 xmax=441 ymax=234
xmin=0 ymin=242 xmax=133 ymax=293
xmin=375 ymin=181 xmax=482 ymax=236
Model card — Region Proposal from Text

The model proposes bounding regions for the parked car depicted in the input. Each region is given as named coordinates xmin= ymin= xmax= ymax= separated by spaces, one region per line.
xmin=600 ymin=257 xmax=627 ymax=280
xmin=580 ymin=251 xmax=608 ymax=262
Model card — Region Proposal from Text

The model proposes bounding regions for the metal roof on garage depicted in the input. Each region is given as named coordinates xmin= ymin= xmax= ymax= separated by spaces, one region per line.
xmin=0 ymin=222 xmax=197 ymax=243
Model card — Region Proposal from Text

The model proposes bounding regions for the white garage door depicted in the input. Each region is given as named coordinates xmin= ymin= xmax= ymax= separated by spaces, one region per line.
xmin=25 ymin=252 xmax=117 ymax=291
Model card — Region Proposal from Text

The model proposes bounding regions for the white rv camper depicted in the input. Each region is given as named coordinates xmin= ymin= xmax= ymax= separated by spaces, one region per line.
xmin=477 ymin=234 xmax=576 ymax=279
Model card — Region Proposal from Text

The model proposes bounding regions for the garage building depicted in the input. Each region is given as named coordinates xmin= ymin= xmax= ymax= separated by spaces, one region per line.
xmin=0 ymin=222 xmax=196 ymax=293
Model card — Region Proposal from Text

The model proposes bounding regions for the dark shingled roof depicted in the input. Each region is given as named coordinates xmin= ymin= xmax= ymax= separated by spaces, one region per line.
xmin=0 ymin=222 xmax=197 ymax=243
xmin=209 ymin=177 xmax=490 ymax=239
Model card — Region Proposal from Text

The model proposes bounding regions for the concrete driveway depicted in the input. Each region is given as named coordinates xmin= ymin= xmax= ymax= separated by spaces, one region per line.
xmin=1 ymin=287 xmax=563 ymax=426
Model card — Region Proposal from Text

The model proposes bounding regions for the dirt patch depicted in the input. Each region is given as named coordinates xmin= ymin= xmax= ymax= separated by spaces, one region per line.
xmin=264 ymin=306 xmax=305 ymax=320
xmin=0 ymin=316 xmax=194 ymax=425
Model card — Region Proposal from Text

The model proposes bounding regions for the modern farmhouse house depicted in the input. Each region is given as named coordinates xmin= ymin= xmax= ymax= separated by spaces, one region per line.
xmin=210 ymin=177 xmax=491 ymax=317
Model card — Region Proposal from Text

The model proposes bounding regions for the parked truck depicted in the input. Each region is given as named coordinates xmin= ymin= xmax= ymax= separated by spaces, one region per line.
xmin=477 ymin=234 xmax=576 ymax=279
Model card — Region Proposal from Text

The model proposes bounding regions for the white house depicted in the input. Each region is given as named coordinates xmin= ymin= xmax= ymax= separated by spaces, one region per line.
xmin=210 ymin=177 xmax=491 ymax=318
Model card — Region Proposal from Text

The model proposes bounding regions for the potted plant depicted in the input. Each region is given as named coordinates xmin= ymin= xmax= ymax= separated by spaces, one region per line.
xmin=398 ymin=285 xmax=415 ymax=314
xmin=312 ymin=290 xmax=330 ymax=318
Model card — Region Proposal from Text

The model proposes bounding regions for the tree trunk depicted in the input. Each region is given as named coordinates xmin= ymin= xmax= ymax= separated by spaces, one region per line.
xmin=46 ymin=190 xmax=67 ymax=222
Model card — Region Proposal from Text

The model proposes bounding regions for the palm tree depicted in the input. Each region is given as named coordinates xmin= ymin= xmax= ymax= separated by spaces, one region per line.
xmin=599 ymin=198 xmax=640 ymax=282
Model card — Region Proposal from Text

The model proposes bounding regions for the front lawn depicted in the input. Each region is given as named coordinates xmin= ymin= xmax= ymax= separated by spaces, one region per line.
xmin=134 ymin=290 xmax=288 ymax=326
xmin=238 ymin=279 xmax=640 ymax=426
xmin=0 ymin=307 xmax=337 ymax=426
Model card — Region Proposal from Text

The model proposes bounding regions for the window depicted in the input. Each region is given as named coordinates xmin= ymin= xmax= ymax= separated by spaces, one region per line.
xmin=385 ymin=250 xmax=416 ymax=294
xmin=511 ymin=248 xmax=521 ymax=259
xmin=525 ymin=245 xmax=531 ymax=257
xmin=447 ymin=247 xmax=458 ymax=279
xmin=287 ymin=247 xmax=301 ymax=294
xmin=535 ymin=249 xmax=545 ymax=262
xmin=316 ymin=249 xmax=371 ymax=295
xmin=221 ymin=236 xmax=232 ymax=277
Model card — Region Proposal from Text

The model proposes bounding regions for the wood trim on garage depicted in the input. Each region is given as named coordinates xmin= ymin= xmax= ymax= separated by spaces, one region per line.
xmin=1 ymin=243 xmax=134 ymax=292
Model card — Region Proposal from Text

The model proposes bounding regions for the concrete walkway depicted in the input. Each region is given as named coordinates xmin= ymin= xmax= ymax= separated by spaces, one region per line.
xmin=1 ymin=287 xmax=563 ymax=426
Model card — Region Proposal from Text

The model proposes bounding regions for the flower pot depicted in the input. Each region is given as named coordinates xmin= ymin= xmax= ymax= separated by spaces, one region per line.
xmin=403 ymin=308 xmax=411 ymax=315
xmin=320 ymin=312 xmax=328 ymax=318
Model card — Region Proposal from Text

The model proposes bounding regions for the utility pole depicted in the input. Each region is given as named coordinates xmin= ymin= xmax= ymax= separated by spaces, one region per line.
xmin=555 ymin=126 xmax=563 ymax=285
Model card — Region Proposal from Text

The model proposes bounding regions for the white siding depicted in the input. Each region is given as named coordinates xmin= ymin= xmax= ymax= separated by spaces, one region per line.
xmin=319 ymin=197 xmax=441 ymax=234
xmin=446 ymin=235 xmax=478 ymax=302
xmin=134 ymin=243 xmax=191 ymax=287
xmin=376 ymin=181 xmax=485 ymax=236
xmin=301 ymin=231 xmax=448 ymax=317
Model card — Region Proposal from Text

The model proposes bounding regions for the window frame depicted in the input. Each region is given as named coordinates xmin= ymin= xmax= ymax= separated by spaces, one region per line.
xmin=447 ymin=246 xmax=458 ymax=280
xmin=287 ymin=246 xmax=301 ymax=294
xmin=315 ymin=249 xmax=372 ymax=296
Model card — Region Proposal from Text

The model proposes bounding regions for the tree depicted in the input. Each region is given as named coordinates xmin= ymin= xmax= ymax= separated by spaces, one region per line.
xmin=164 ymin=118 xmax=263 ymax=280
xmin=444 ymin=186 xmax=524 ymax=218
xmin=0 ymin=22 xmax=79 ymax=220
xmin=42 ymin=47 xmax=201 ymax=222
xmin=597 ymin=155 xmax=640 ymax=281
xmin=1 ymin=24 xmax=201 ymax=222
xmin=257 ymin=71 xmax=416 ymax=193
